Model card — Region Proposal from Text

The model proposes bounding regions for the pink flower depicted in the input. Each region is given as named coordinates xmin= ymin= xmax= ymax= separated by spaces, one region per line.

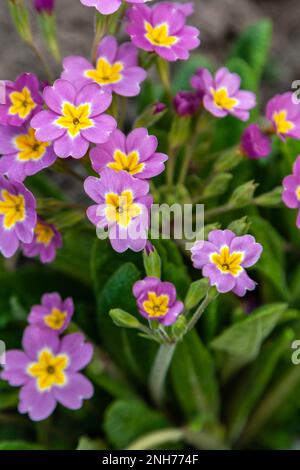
xmin=84 ymin=168 xmax=153 ymax=253
xmin=62 ymin=36 xmax=146 ymax=97
xmin=22 ymin=216 xmax=62 ymax=264
xmin=28 ymin=292 xmax=74 ymax=334
xmin=266 ymin=92 xmax=300 ymax=141
xmin=133 ymin=276 xmax=184 ymax=326
xmin=0 ymin=124 xmax=57 ymax=182
xmin=1 ymin=326 xmax=93 ymax=421
xmin=240 ymin=124 xmax=272 ymax=160
xmin=282 ymin=156 xmax=300 ymax=228
xmin=31 ymin=80 xmax=116 ymax=159
xmin=191 ymin=230 xmax=263 ymax=297
xmin=192 ymin=67 xmax=256 ymax=121
xmin=126 ymin=3 xmax=200 ymax=62
xmin=0 ymin=73 xmax=43 ymax=127
xmin=90 ymin=128 xmax=168 ymax=179
xmin=0 ymin=177 xmax=36 ymax=258
xmin=80 ymin=0 xmax=152 ymax=15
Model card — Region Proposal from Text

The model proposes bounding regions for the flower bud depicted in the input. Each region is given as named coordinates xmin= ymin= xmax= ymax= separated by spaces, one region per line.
xmin=255 ymin=186 xmax=283 ymax=207
xmin=33 ymin=0 xmax=55 ymax=14
xmin=173 ymin=91 xmax=200 ymax=117
xmin=143 ymin=244 xmax=161 ymax=278
xmin=185 ymin=278 xmax=210 ymax=310
xmin=240 ymin=124 xmax=272 ymax=159
xmin=227 ymin=216 xmax=251 ymax=236
xmin=203 ymin=173 xmax=233 ymax=198
xmin=171 ymin=315 xmax=187 ymax=340
xmin=229 ymin=180 xmax=258 ymax=208
xmin=214 ymin=148 xmax=243 ymax=172
xmin=109 ymin=309 xmax=141 ymax=329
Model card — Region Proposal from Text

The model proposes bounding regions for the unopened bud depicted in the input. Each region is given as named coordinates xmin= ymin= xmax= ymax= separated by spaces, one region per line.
xmin=109 ymin=309 xmax=141 ymax=329
xmin=203 ymin=173 xmax=233 ymax=199
xmin=229 ymin=180 xmax=258 ymax=208
xmin=143 ymin=245 xmax=161 ymax=278
xmin=172 ymin=315 xmax=187 ymax=339
xmin=227 ymin=216 xmax=251 ymax=236
xmin=255 ymin=186 xmax=282 ymax=207
xmin=185 ymin=278 xmax=210 ymax=310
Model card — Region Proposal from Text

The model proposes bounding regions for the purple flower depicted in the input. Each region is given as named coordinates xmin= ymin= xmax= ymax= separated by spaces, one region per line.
xmin=126 ymin=3 xmax=200 ymax=62
xmin=282 ymin=156 xmax=300 ymax=228
xmin=191 ymin=67 xmax=208 ymax=100
xmin=191 ymin=230 xmax=263 ymax=297
xmin=0 ymin=177 xmax=36 ymax=258
xmin=62 ymin=36 xmax=146 ymax=98
xmin=31 ymin=80 xmax=116 ymax=159
xmin=90 ymin=128 xmax=168 ymax=179
xmin=22 ymin=217 xmax=62 ymax=264
xmin=84 ymin=168 xmax=153 ymax=253
xmin=0 ymin=73 xmax=43 ymax=127
xmin=80 ymin=0 xmax=152 ymax=15
xmin=174 ymin=90 xmax=200 ymax=117
xmin=1 ymin=326 xmax=93 ymax=421
xmin=153 ymin=102 xmax=167 ymax=115
xmin=133 ymin=276 xmax=184 ymax=326
xmin=240 ymin=124 xmax=272 ymax=160
xmin=28 ymin=292 xmax=74 ymax=334
xmin=33 ymin=0 xmax=55 ymax=14
xmin=197 ymin=67 xmax=256 ymax=121
xmin=266 ymin=92 xmax=300 ymax=141
xmin=0 ymin=124 xmax=57 ymax=182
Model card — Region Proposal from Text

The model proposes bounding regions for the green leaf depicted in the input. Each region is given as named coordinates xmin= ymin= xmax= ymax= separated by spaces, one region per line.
xmin=104 ymin=399 xmax=169 ymax=449
xmin=171 ymin=330 xmax=219 ymax=420
xmin=227 ymin=328 xmax=294 ymax=443
xmin=230 ymin=20 xmax=273 ymax=78
xmin=211 ymin=303 xmax=287 ymax=379
xmin=77 ymin=436 xmax=108 ymax=450
xmin=249 ymin=216 xmax=289 ymax=300
xmin=0 ymin=441 xmax=46 ymax=450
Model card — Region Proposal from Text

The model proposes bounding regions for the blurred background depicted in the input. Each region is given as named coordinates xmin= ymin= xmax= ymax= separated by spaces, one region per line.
xmin=1 ymin=0 xmax=300 ymax=100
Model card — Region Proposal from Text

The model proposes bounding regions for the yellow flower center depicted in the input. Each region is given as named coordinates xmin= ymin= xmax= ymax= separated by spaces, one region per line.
xmin=211 ymin=87 xmax=238 ymax=111
xmin=85 ymin=57 xmax=123 ymax=85
xmin=0 ymin=190 xmax=26 ymax=230
xmin=9 ymin=87 xmax=36 ymax=119
xmin=15 ymin=128 xmax=49 ymax=162
xmin=56 ymin=102 xmax=93 ymax=137
xmin=296 ymin=186 xmax=300 ymax=201
xmin=107 ymin=149 xmax=145 ymax=175
xmin=145 ymin=21 xmax=178 ymax=47
xmin=143 ymin=292 xmax=169 ymax=318
xmin=27 ymin=349 xmax=69 ymax=392
xmin=273 ymin=110 xmax=294 ymax=135
xmin=34 ymin=221 xmax=55 ymax=246
xmin=44 ymin=308 xmax=67 ymax=331
xmin=210 ymin=246 xmax=243 ymax=277
xmin=105 ymin=190 xmax=141 ymax=228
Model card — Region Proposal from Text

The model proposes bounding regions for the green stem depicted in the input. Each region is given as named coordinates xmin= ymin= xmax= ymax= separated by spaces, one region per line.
xmin=27 ymin=40 xmax=54 ymax=82
xmin=149 ymin=343 xmax=176 ymax=407
xmin=186 ymin=288 xmax=218 ymax=333
xmin=156 ymin=57 xmax=172 ymax=101
xmin=126 ymin=428 xmax=184 ymax=450
xmin=91 ymin=14 xmax=109 ymax=64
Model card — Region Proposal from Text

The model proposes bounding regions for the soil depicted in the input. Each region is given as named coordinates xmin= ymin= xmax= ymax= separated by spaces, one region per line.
xmin=0 ymin=0 xmax=299 ymax=97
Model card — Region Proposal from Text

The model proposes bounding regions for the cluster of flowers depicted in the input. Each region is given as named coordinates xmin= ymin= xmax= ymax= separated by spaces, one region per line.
xmin=1 ymin=293 xmax=93 ymax=421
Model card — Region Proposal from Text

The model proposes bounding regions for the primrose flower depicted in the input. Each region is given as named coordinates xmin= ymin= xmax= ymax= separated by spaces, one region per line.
xmin=266 ymin=92 xmax=300 ymax=141
xmin=28 ymin=292 xmax=74 ymax=334
xmin=0 ymin=177 xmax=36 ymax=258
xmin=174 ymin=91 xmax=200 ymax=117
xmin=0 ymin=124 xmax=56 ymax=182
xmin=80 ymin=0 xmax=152 ymax=15
xmin=62 ymin=36 xmax=146 ymax=97
xmin=90 ymin=128 xmax=168 ymax=179
xmin=126 ymin=3 xmax=200 ymax=62
xmin=1 ymin=326 xmax=93 ymax=421
xmin=33 ymin=0 xmax=55 ymax=14
xmin=84 ymin=168 xmax=153 ymax=253
xmin=31 ymin=80 xmax=116 ymax=159
xmin=191 ymin=230 xmax=263 ymax=297
xmin=282 ymin=156 xmax=300 ymax=228
xmin=133 ymin=276 xmax=184 ymax=326
xmin=193 ymin=67 xmax=256 ymax=121
xmin=0 ymin=73 xmax=43 ymax=127
xmin=22 ymin=217 xmax=62 ymax=264
xmin=240 ymin=124 xmax=272 ymax=160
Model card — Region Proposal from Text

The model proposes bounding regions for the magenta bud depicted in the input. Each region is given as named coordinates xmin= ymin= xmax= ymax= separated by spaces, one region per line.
xmin=173 ymin=91 xmax=200 ymax=117
xmin=33 ymin=0 xmax=55 ymax=14
xmin=153 ymin=102 xmax=167 ymax=115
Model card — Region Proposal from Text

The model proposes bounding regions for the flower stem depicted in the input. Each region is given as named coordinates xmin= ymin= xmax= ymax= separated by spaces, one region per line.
xmin=186 ymin=287 xmax=218 ymax=333
xmin=149 ymin=342 xmax=176 ymax=407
